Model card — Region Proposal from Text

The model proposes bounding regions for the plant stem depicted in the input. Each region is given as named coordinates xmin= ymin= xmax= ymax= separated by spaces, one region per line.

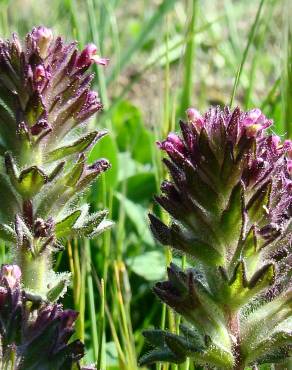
xmin=17 ymin=251 xmax=48 ymax=294
xmin=227 ymin=310 xmax=244 ymax=370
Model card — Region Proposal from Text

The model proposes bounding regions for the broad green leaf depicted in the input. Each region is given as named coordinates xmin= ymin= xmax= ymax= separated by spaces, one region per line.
xmin=115 ymin=192 xmax=154 ymax=246
xmin=112 ymin=101 xmax=153 ymax=164
xmin=127 ymin=251 xmax=166 ymax=281
xmin=120 ymin=172 xmax=157 ymax=203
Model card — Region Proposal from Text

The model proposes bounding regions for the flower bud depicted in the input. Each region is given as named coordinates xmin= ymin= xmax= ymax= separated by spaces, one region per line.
xmin=157 ymin=133 xmax=185 ymax=156
xmin=242 ymin=108 xmax=272 ymax=138
xmin=287 ymin=160 xmax=292 ymax=176
xmin=1 ymin=264 xmax=21 ymax=289
xmin=32 ymin=26 xmax=53 ymax=58
xmin=245 ymin=123 xmax=263 ymax=138
xmin=12 ymin=33 xmax=22 ymax=54
xmin=284 ymin=140 xmax=292 ymax=159
xmin=87 ymin=158 xmax=111 ymax=174
xmin=34 ymin=217 xmax=54 ymax=237
xmin=271 ymin=135 xmax=281 ymax=149
xmin=186 ymin=108 xmax=204 ymax=130
xmin=30 ymin=119 xmax=51 ymax=136
xmin=243 ymin=108 xmax=262 ymax=125
xmin=76 ymin=43 xmax=109 ymax=69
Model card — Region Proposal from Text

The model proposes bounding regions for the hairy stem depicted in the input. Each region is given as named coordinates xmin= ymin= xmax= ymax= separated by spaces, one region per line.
xmin=227 ymin=310 xmax=245 ymax=370
xmin=16 ymin=250 xmax=49 ymax=294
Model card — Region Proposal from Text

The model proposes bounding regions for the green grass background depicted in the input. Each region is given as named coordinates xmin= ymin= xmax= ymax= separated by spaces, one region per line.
xmin=0 ymin=0 xmax=291 ymax=369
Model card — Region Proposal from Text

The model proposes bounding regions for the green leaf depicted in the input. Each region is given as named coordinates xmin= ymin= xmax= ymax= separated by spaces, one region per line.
xmin=132 ymin=128 xmax=153 ymax=164
xmin=15 ymin=214 xmax=33 ymax=245
xmin=139 ymin=348 xmax=185 ymax=366
xmin=115 ymin=192 xmax=154 ymax=246
xmin=0 ymin=223 xmax=16 ymax=243
xmin=184 ymin=165 xmax=220 ymax=215
xmin=241 ymin=226 xmax=257 ymax=258
xmin=4 ymin=152 xmax=19 ymax=186
xmin=119 ymin=172 xmax=156 ymax=203
xmin=25 ymin=91 xmax=45 ymax=126
xmin=46 ymin=131 xmax=106 ymax=162
xmin=127 ymin=251 xmax=166 ymax=281
xmin=248 ymin=263 xmax=275 ymax=289
xmin=256 ymin=345 xmax=291 ymax=365
xmin=46 ymin=272 xmax=71 ymax=302
xmin=87 ymin=219 xmax=114 ymax=238
xmin=165 ymin=333 xmax=200 ymax=356
xmin=235 ymin=226 xmax=259 ymax=277
xmin=198 ymin=127 xmax=220 ymax=181
xmin=244 ymin=326 xmax=292 ymax=365
xmin=6 ymin=152 xmax=48 ymax=199
xmin=228 ymin=260 xmax=248 ymax=294
xmin=247 ymin=180 xmax=271 ymax=226
xmin=55 ymin=210 xmax=82 ymax=238
xmin=112 ymin=101 xmax=153 ymax=164
xmin=169 ymin=223 xmax=224 ymax=265
xmin=221 ymin=261 xmax=275 ymax=309
xmin=179 ymin=324 xmax=206 ymax=351
xmin=198 ymin=342 xmax=234 ymax=369
xmin=220 ymin=181 xmax=244 ymax=247
xmin=48 ymin=161 xmax=65 ymax=182
xmin=0 ymin=172 xmax=20 ymax=224
xmin=17 ymin=166 xmax=47 ymax=198
xmin=117 ymin=152 xmax=139 ymax=182
xmin=75 ymin=209 xmax=108 ymax=235
xmin=63 ymin=156 xmax=85 ymax=187
xmin=142 ymin=329 xmax=167 ymax=348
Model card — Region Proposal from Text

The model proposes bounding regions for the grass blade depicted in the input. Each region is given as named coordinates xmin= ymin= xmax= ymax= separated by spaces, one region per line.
xmin=85 ymin=239 xmax=99 ymax=362
xmin=179 ymin=0 xmax=198 ymax=117
xmin=282 ymin=0 xmax=292 ymax=137
xmin=107 ymin=0 xmax=177 ymax=84
xmin=229 ymin=0 xmax=266 ymax=107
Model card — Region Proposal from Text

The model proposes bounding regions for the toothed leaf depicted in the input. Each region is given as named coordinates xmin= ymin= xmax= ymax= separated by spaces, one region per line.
xmin=55 ymin=210 xmax=82 ymax=238
xmin=0 ymin=223 xmax=16 ymax=243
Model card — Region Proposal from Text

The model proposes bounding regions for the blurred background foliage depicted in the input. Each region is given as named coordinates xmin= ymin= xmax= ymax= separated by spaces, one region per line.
xmin=0 ymin=0 xmax=291 ymax=369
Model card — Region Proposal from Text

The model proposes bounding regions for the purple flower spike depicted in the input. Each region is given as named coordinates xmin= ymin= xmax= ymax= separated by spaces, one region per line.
xmin=0 ymin=26 xmax=112 ymax=253
xmin=143 ymin=105 xmax=292 ymax=369
xmin=0 ymin=26 xmax=111 ymax=370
